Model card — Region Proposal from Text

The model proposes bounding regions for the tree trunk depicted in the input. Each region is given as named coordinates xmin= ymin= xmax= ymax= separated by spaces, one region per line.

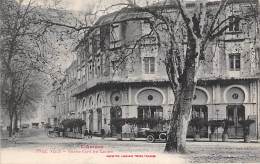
xmin=14 ymin=111 xmax=18 ymax=132
xmin=20 ymin=112 xmax=22 ymax=128
xmin=165 ymin=47 xmax=197 ymax=153
xmin=164 ymin=85 xmax=195 ymax=153
xmin=8 ymin=115 xmax=13 ymax=137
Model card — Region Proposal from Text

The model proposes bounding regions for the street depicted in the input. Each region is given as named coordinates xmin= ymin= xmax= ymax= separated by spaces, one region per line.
xmin=1 ymin=128 xmax=260 ymax=163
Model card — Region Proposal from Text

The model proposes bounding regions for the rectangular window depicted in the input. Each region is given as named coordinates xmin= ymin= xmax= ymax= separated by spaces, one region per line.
xmin=143 ymin=57 xmax=155 ymax=74
xmin=93 ymin=30 xmax=100 ymax=53
xmin=111 ymin=59 xmax=119 ymax=72
xmin=77 ymin=70 xmax=80 ymax=81
xmin=142 ymin=20 xmax=151 ymax=36
xmin=82 ymin=66 xmax=85 ymax=78
xmin=110 ymin=23 xmax=121 ymax=49
xmin=89 ymin=40 xmax=93 ymax=54
xmin=100 ymin=25 xmax=110 ymax=51
xmin=229 ymin=53 xmax=240 ymax=71
xmin=257 ymin=48 xmax=260 ymax=71
xmin=88 ymin=60 xmax=94 ymax=80
xmin=229 ymin=16 xmax=240 ymax=32
xmin=96 ymin=56 xmax=101 ymax=78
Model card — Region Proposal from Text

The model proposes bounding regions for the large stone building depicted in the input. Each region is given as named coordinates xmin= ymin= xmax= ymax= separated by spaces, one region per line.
xmin=48 ymin=0 xmax=260 ymax=138
xmin=46 ymin=60 xmax=78 ymax=126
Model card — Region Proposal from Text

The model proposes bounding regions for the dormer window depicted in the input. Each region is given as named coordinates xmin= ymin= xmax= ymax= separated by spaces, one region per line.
xmin=229 ymin=16 xmax=240 ymax=32
xmin=93 ymin=29 xmax=100 ymax=53
xmin=142 ymin=20 xmax=151 ymax=36
xmin=110 ymin=23 xmax=121 ymax=49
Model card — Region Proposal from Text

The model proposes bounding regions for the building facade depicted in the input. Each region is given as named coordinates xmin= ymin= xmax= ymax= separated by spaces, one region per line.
xmin=46 ymin=60 xmax=78 ymax=126
xmin=48 ymin=0 xmax=260 ymax=138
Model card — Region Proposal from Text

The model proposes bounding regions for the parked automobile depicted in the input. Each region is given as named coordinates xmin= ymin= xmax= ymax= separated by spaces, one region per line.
xmin=47 ymin=127 xmax=59 ymax=137
xmin=21 ymin=124 xmax=30 ymax=129
xmin=32 ymin=123 xmax=39 ymax=128
xmin=137 ymin=128 xmax=150 ymax=137
xmin=145 ymin=130 xmax=167 ymax=143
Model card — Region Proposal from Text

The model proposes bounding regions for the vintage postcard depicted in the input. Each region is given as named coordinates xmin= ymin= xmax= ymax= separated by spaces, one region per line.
xmin=1 ymin=0 xmax=260 ymax=163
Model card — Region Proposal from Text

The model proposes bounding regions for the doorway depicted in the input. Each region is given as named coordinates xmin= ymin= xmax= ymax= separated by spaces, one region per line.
xmin=97 ymin=108 xmax=102 ymax=132
xmin=89 ymin=110 xmax=93 ymax=132
xmin=110 ymin=106 xmax=122 ymax=135
xmin=187 ymin=105 xmax=208 ymax=138
xmin=226 ymin=105 xmax=245 ymax=138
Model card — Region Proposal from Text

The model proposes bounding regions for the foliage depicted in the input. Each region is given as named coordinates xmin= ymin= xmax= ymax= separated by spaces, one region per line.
xmin=238 ymin=119 xmax=255 ymax=136
xmin=61 ymin=119 xmax=86 ymax=129
xmin=238 ymin=119 xmax=255 ymax=127
xmin=222 ymin=119 xmax=234 ymax=134
xmin=207 ymin=120 xmax=223 ymax=134
xmin=0 ymin=0 xmax=76 ymax=136
xmin=189 ymin=118 xmax=207 ymax=135
xmin=110 ymin=117 xmax=169 ymax=127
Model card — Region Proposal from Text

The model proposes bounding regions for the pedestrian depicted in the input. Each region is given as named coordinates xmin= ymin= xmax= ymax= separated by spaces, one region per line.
xmin=101 ymin=129 xmax=105 ymax=139
xmin=61 ymin=127 xmax=65 ymax=137
xmin=9 ymin=132 xmax=17 ymax=144
xmin=84 ymin=129 xmax=89 ymax=139
xmin=89 ymin=130 xmax=92 ymax=138
xmin=134 ymin=124 xmax=138 ymax=137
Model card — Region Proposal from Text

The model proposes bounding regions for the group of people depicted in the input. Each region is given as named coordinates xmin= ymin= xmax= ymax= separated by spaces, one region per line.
xmin=83 ymin=128 xmax=107 ymax=139
xmin=84 ymin=129 xmax=93 ymax=139
xmin=122 ymin=123 xmax=138 ymax=137
xmin=8 ymin=131 xmax=19 ymax=143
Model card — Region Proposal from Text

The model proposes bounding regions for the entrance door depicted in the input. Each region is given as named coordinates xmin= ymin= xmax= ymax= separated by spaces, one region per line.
xmin=187 ymin=105 xmax=208 ymax=138
xmin=97 ymin=108 xmax=102 ymax=132
xmin=110 ymin=106 xmax=122 ymax=135
xmin=89 ymin=110 xmax=93 ymax=132
xmin=226 ymin=105 xmax=245 ymax=138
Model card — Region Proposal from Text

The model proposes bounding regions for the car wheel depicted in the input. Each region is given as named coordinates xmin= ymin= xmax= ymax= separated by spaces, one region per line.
xmin=146 ymin=135 xmax=155 ymax=143
xmin=159 ymin=133 xmax=167 ymax=140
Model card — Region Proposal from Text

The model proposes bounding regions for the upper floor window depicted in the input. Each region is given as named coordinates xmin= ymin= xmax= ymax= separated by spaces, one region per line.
xmin=228 ymin=16 xmax=240 ymax=32
xmin=93 ymin=29 xmax=100 ymax=53
xmin=88 ymin=60 xmax=94 ymax=80
xmin=82 ymin=66 xmax=85 ymax=78
xmin=89 ymin=40 xmax=93 ymax=54
xmin=100 ymin=25 xmax=110 ymax=51
xmin=257 ymin=48 xmax=260 ymax=71
xmin=111 ymin=59 xmax=119 ymax=72
xmin=110 ymin=23 xmax=121 ymax=49
xmin=77 ymin=70 xmax=80 ymax=81
xmin=96 ymin=56 xmax=102 ymax=78
xmin=229 ymin=53 xmax=240 ymax=71
xmin=142 ymin=20 xmax=151 ymax=36
xmin=143 ymin=57 xmax=155 ymax=74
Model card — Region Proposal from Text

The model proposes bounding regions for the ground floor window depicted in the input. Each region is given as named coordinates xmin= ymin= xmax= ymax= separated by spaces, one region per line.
xmin=187 ymin=105 xmax=208 ymax=138
xmin=226 ymin=105 xmax=245 ymax=138
xmin=137 ymin=106 xmax=163 ymax=119
xmin=137 ymin=106 xmax=163 ymax=130
xmin=191 ymin=105 xmax=208 ymax=120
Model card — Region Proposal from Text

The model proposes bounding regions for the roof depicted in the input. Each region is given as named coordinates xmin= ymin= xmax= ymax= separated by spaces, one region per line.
xmin=75 ymin=0 xmax=257 ymax=50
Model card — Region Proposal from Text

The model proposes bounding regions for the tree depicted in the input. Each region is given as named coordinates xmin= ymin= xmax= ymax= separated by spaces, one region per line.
xmin=0 ymin=0 xmax=71 ymax=136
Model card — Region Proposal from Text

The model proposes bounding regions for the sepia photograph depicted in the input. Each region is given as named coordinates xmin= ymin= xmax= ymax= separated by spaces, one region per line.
xmin=0 ymin=0 xmax=260 ymax=163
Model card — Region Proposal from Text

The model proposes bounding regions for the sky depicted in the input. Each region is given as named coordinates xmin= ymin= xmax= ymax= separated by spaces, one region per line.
xmin=39 ymin=0 xmax=162 ymax=11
